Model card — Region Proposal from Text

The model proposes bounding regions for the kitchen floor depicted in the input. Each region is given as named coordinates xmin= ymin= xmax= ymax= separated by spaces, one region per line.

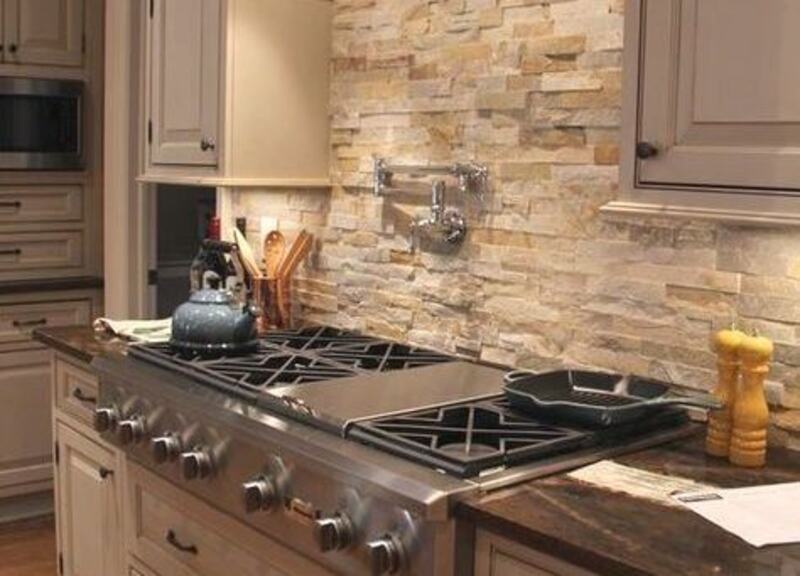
xmin=0 ymin=517 xmax=56 ymax=576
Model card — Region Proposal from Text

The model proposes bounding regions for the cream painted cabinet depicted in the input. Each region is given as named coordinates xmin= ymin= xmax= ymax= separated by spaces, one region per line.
xmin=474 ymin=530 xmax=597 ymax=576
xmin=149 ymin=0 xmax=220 ymax=167
xmin=55 ymin=422 xmax=121 ymax=576
xmin=127 ymin=461 xmax=334 ymax=576
xmin=143 ymin=0 xmax=332 ymax=187
xmin=634 ymin=0 xmax=800 ymax=193
xmin=2 ymin=0 xmax=84 ymax=66
xmin=0 ymin=349 xmax=53 ymax=499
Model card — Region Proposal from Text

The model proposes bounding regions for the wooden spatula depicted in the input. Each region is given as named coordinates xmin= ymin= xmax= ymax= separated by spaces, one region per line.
xmin=233 ymin=227 xmax=262 ymax=280
xmin=263 ymin=230 xmax=285 ymax=279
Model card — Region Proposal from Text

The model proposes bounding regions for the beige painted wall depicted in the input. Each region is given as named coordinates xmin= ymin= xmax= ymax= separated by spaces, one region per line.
xmin=230 ymin=0 xmax=799 ymax=447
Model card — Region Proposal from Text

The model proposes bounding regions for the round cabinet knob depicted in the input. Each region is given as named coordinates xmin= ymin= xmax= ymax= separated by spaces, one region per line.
xmin=200 ymin=137 xmax=216 ymax=152
xmin=366 ymin=536 xmax=404 ymax=576
xmin=242 ymin=477 xmax=277 ymax=514
xmin=313 ymin=514 xmax=355 ymax=553
xmin=117 ymin=417 xmax=146 ymax=445
xmin=151 ymin=434 xmax=182 ymax=464
xmin=180 ymin=448 xmax=213 ymax=480
xmin=93 ymin=407 xmax=118 ymax=433
xmin=636 ymin=141 xmax=659 ymax=160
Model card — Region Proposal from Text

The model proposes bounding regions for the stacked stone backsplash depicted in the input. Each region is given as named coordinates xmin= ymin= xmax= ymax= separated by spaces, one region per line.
xmin=230 ymin=0 xmax=800 ymax=448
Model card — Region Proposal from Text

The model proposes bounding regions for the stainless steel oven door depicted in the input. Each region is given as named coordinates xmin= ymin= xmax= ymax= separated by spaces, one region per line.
xmin=0 ymin=77 xmax=84 ymax=170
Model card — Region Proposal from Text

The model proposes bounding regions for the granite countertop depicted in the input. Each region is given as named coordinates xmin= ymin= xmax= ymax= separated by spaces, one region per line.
xmin=0 ymin=276 xmax=103 ymax=296
xmin=457 ymin=436 xmax=800 ymax=576
xmin=34 ymin=326 xmax=800 ymax=575
xmin=33 ymin=325 xmax=128 ymax=364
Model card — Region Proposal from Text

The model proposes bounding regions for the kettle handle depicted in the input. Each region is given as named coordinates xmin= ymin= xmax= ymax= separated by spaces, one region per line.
xmin=244 ymin=303 xmax=262 ymax=318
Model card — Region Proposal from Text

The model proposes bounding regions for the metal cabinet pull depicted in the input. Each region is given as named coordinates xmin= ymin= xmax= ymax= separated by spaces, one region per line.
xmin=8 ymin=44 xmax=17 ymax=53
xmin=200 ymin=137 xmax=216 ymax=152
xmin=0 ymin=248 xmax=21 ymax=256
xmin=166 ymin=530 xmax=198 ymax=555
xmin=0 ymin=201 xmax=21 ymax=209
xmin=98 ymin=466 xmax=113 ymax=480
xmin=12 ymin=318 xmax=47 ymax=328
xmin=72 ymin=387 xmax=97 ymax=404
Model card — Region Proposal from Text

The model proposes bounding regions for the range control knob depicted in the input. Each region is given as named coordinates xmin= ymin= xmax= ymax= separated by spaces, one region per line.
xmin=313 ymin=513 xmax=355 ymax=553
xmin=117 ymin=416 xmax=146 ymax=445
xmin=93 ymin=407 xmax=119 ymax=433
xmin=242 ymin=477 xmax=277 ymax=513
xmin=180 ymin=448 xmax=214 ymax=480
xmin=151 ymin=433 xmax=182 ymax=464
xmin=366 ymin=536 xmax=404 ymax=576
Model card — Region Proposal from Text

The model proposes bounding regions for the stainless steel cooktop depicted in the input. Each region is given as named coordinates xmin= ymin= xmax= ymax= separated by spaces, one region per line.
xmin=128 ymin=325 xmax=689 ymax=479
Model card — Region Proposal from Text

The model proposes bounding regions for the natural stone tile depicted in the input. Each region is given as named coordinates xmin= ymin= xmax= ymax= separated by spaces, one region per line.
xmin=227 ymin=0 xmax=800 ymax=449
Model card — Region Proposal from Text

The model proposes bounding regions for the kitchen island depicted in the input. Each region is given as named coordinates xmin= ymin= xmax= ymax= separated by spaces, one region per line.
xmin=34 ymin=326 xmax=800 ymax=576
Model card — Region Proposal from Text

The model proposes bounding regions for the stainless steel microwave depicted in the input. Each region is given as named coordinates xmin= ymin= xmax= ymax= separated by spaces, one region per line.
xmin=0 ymin=77 xmax=84 ymax=170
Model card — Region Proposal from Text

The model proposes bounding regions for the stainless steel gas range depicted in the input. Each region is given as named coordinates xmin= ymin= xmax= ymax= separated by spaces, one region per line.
xmin=92 ymin=326 xmax=692 ymax=576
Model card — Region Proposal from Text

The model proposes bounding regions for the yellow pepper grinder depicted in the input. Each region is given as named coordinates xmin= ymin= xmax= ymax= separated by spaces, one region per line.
xmin=706 ymin=326 xmax=745 ymax=457
xmin=729 ymin=332 xmax=773 ymax=468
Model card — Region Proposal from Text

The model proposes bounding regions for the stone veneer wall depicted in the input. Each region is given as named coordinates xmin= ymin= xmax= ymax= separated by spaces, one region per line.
xmin=230 ymin=0 xmax=799 ymax=447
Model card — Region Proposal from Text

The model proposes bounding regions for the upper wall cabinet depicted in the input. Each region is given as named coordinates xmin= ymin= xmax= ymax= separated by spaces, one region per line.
xmin=1 ymin=0 xmax=84 ymax=67
xmin=149 ymin=0 xmax=220 ymax=167
xmin=142 ymin=0 xmax=333 ymax=188
xmin=612 ymin=0 xmax=800 ymax=224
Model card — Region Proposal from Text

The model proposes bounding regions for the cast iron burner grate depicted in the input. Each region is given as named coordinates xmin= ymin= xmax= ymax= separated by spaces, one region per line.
xmin=128 ymin=341 xmax=360 ymax=401
xmin=316 ymin=342 xmax=454 ymax=372
xmin=262 ymin=326 xmax=384 ymax=351
xmin=349 ymin=397 xmax=689 ymax=478
xmin=128 ymin=326 xmax=458 ymax=403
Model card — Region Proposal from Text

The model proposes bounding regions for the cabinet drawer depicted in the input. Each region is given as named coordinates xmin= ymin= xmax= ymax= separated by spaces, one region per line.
xmin=127 ymin=463 xmax=332 ymax=576
xmin=0 ymin=231 xmax=83 ymax=274
xmin=475 ymin=529 xmax=597 ymax=576
xmin=0 ymin=185 xmax=83 ymax=223
xmin=55 ymin=357 xmax=99 ymax=427
xmin=0 ymin=300 xmax=91 ymax=344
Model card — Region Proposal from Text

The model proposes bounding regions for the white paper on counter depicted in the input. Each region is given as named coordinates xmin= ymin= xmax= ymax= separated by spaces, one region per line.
xmin=673 ymin=482 xmax=800 ymax=547
xmin=567 ymin=460 xmax=712 ymax=507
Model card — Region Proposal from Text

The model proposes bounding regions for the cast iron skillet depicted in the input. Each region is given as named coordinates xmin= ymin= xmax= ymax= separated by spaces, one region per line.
xmin=503 ymin=369 xmax=722 ymax=427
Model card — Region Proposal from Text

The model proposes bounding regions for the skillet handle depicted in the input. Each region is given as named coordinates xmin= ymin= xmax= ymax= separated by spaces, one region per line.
xmin=503 ymin=370 xmax=536 ymax=386
xmin=649 ymin=395 xmax=723 ymax=411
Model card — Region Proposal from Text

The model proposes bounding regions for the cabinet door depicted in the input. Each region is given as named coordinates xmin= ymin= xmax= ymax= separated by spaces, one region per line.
xmin=3 ymin=0 xmax=84 ymax=67
xmin=149 ymin=0 xmax=220 ymax=166
xmin=0 ymin=349 xmax=52 ymax=498
xmin=55 ymin=423 xmax=120 ymax=576
xmin=637 ymin=0 xmax=800 ymax=192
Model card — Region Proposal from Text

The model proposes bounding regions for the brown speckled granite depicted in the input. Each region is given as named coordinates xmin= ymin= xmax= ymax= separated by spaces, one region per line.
xmin=33 ymin=325 xmax=128 ymax=364
xmin=458 ymin=437 xmax=800 ymax=576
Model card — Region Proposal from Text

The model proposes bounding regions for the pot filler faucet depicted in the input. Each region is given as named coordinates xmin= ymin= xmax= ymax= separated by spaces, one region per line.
xmin=373 ymin=158 xmax=489 ymax=251
xmin=410 ymin=180 xmax=467 ymax=248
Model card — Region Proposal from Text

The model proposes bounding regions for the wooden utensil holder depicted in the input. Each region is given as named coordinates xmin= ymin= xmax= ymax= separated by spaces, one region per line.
xmin=251 ymin=277 xmax=292 ymax=333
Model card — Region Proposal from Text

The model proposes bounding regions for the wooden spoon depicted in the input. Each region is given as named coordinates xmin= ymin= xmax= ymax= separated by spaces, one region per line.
xmin=277 ymin=230 xmax=312 ymax=281
xmin=263 ymin=230 xmax=285 ymax=279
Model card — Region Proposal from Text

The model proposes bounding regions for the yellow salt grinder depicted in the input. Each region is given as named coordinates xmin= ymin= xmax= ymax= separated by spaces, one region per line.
xmin=706 ymin=327 xmax=745 ymax=457
xmin=729 ymin=333 xmax=773 ymax=468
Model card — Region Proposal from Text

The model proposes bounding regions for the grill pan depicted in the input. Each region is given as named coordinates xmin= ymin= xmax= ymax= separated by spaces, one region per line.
xmin=503 ymin=369 xmax=721 ymax=427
